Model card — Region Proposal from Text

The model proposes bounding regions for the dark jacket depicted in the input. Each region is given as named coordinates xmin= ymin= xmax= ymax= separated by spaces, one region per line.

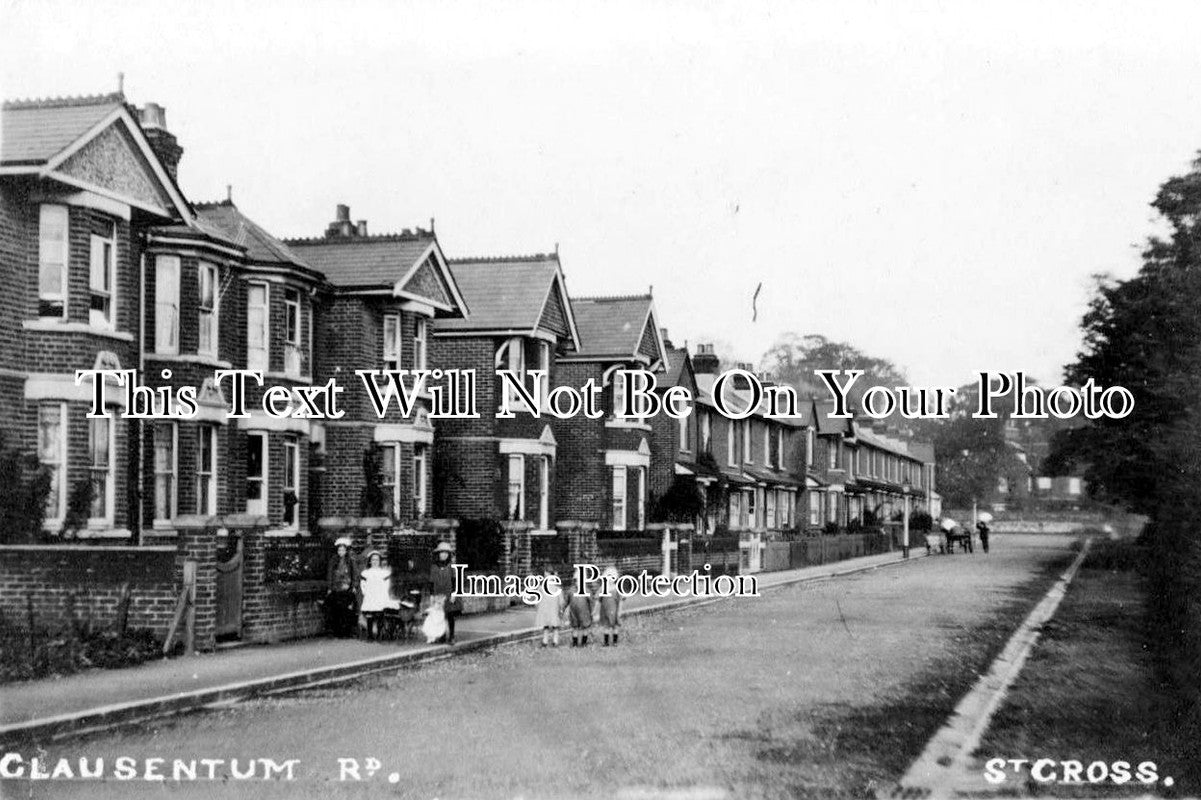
xmin=428 ymin=561 xmax=461 ymax=612
xmin=327 ymin=554 xmax=359 ymax=593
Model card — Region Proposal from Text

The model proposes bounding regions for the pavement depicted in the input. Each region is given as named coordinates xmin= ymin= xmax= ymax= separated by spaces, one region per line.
xmin=0 ymin=548 xmax=925 ymax=745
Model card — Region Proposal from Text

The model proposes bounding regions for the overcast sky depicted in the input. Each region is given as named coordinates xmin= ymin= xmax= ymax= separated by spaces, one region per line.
xmin=4 ymin=1 xmax=1199 ymax=388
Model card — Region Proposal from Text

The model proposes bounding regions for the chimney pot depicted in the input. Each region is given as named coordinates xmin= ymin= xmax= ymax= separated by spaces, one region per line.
xmin=356 ymin=220 xmax=368 ymax=236
xmin=336 ymin=204 xmax=350 ymax=223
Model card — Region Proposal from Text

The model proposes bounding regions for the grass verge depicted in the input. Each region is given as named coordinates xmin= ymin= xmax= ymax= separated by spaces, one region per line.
xmin=751 ymin=550 xmax=1076 ymax=799
xmin=975 ymin=538 xmax=1196 ymax=797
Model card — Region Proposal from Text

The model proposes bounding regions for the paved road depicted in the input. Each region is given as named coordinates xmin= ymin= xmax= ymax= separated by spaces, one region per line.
xmin=1 ymin=534 xmax=1076 ymax=800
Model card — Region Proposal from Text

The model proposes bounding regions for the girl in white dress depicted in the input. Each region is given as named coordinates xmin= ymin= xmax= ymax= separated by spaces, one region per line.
xmin=533 ymin=565 xmax=564 ymax=647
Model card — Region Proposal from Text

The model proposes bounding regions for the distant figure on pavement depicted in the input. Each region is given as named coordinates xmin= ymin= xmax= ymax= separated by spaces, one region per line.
xmin=326 ymin=536 xmax=359 ymax=637
xmin=598 ymin=566 xmax=622 ymax=646
xmin=977 ymin=521 xmax=991 ymax=553
xmin=427 ymin=541 xmax=461 ymax=645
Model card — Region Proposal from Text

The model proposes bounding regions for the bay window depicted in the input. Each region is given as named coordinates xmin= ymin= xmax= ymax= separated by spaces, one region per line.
xmin=283 ymin=435 xmax=300 ymax=527
xmin=507 ymin=454 xmax=526 ymax=520
xmin=38 ymin=404 xmax=66 ymax=522
xmin=284 ymin=288 xmax=301 ymax=376
xmin=38 ymin=204 xmax=68 ymax=318
xmin=89 ymin=220 xmax=116 ymax=329
xmin=413 ymin=444 xmax=428 ymax=517
xmin=196 ymin=425 xmax=217 ymax=515
xmin=611 ymin=465 xmax=627 ymax=530
xmin=198 ymin=262 xmax=218 ymax=356
xmin=88 ymin=416 xmax=113 ymax=523
xmin=383 ymin=314 xmax=401 ymax=371
xmin=245 ymin=432 xmax=266 ymax=516
xmin=153 ymin=422 xmax=177 ymax=522
xmin=246 ymin=283 xmax=269 ymax=371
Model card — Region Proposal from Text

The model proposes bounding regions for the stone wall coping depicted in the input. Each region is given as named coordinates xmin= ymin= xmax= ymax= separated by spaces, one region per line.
xmin=0 ymin=544 xmax=177 ymax=554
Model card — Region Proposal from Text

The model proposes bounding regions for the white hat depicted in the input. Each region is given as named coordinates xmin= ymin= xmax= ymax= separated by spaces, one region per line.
xmin=334 ymin=536 xmax=353 ymax=548
xmin=940 ymin=518 xmax=958 ymax=532
xmin=977 ymin=512 xmax=994 ymax=524
xmin=433 ymin=541 xmax=454 ymax=555
xmin=602 ymin=566 xmax=619 ymax=580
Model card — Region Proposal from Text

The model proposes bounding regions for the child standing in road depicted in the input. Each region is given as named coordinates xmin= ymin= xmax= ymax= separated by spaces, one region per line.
xmin=565 ymin=573 xmax=596 ymax=647
xmin=598 ymin=566 xmax=622 ymax=646
xmin=534 ymin=564 xmax=564 ymax=647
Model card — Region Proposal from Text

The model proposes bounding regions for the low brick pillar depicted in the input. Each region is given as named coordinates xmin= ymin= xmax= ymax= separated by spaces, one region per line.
xmin=316 ymin=517 xmax=349 ymax=547
xmin=223 ymin=514 xmax=269 ymax=643
xmin=557 ymin=520 xmax=598 ymax=567
xmin=500 ymin=520 xmax=533 ymax=576
xmin=419 ymin=519 xmax=459 ymax=552
xmin=646 ymin=523 xmax=672 ymax=577
xmin=173 ymin=515 xmax=219 ymax=652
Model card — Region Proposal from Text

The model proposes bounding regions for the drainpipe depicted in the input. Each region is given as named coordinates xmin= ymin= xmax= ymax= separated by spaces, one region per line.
xmin=135 ymin=248 xmax=146 ymax=544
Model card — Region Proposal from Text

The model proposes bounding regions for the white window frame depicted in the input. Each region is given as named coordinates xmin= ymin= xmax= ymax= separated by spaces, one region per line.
xmin=246 ymin=282 xmax=269 ymax=371
xmin=806 ymin=428 xmax=814 ymax=467
xmin=611 ymin=465 xmax=627 ymax=531
xmin=380 ymin=443 xmax=400 ymax=519
xmin=283 ymin=434 xmax=300 ymax=528
xmin=38 ymin=403 xmax=67 ymax=524
xmin=154 ymin=255 xmax=180 ymax=355
xmin=88 ymin=415 xmax=115 ymax=525
xmin=245 ymin=432 xmax=267 ymax=517
xmin=497 ymin=337 xmax=525 ymax=408
xmin=538 ymin=455 xmax=550 ymax=530
xmin=196 ymin=425 xmax=218 ymax=515
xmin=828 ymin=439 xmax=838 ymax=470
xmin=198 ymin=262 xmax=219 ymax=357
xmin=809 ymin=492 xmax=820 ymax=526
xmin=413 ymin=316 xmax=428 ymax=371
xmin=383 ymin=314 xmax=401 ymax=371
xmin=777 ymin=428 xmax=785 ymax=470
xmin=678 ymin=414 xmax=689 ymax=453
xmin=89 ymin=220 xmax=117 ymax=330
xmin=766 ymin=490 xmax=777 ymax=529
xmin=726 ymin=421 xmax=736 ymax=467
xmin=743 ymin=419 xmax=753 ymax=464
xmin=413 ymin=443 xmax=428 ymax=517
xmin=729 ymin=492 xmax=742 ymax=530
xmin=284 ymin=288 xmax=302 ymax=377
xmin=763 ymin=426 xmax=771 ymax=469
xmin=700 ymin=412 xmax=711 ymax=452
xmin=153 ymin=421 xmax=178 ymax=523
xmin=38 ymin=204 xmax=69 ymax=318
xmin=507 ymin=453 xmax=526 ymax=520
xmin=635 ymin=466 xmax=646 ymax=531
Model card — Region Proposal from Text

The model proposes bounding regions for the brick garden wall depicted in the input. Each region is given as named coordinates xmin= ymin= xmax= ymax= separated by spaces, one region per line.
xmin=0 ymin=545 xmax=179 ymax=635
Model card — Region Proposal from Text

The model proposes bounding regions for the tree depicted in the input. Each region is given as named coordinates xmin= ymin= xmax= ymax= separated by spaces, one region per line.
xmin=759 ymin=333 xmax=908 ymax=406
xmin=930 ymin=387 xmax=1029 ymax=509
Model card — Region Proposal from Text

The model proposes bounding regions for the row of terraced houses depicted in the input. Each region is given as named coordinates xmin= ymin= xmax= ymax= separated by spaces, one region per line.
xmin=0 ymin=91 xmax=938 ymax=551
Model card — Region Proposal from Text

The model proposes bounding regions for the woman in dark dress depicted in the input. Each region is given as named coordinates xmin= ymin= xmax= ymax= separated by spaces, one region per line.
xmin=326 ymin=536 xmax=359 ymax=637
xmin=428 ymin=541 xmax=461 ymax=645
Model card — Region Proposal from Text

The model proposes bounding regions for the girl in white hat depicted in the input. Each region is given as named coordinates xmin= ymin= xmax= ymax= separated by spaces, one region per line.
xmin=533 ymin=564 xmax=564 ymax=647
xmin=598 ymin=566 xmax=622 ymax=646
xmin=359 ymin=550 xmax=398 ymax=640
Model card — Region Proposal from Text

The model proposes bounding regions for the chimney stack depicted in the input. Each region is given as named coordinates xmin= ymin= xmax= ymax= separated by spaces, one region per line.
xmin=138 ymin=103 xmax=183 ymax=181
xmin=660 ymin=328 xmax=673 ymax=350
xmin=326 ymin=204 xmax=363 ymax=239
xmin=692 ymin=343 xmax=720 ymax=375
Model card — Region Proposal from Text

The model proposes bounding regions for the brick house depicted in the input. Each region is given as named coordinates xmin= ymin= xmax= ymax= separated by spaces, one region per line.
xmin=690 ymin=348 xmax=805 ymax=534
xmin=429 ymin=253 xmax=580 ymax=530
xmin=0 ymin=93 xmax=201 ymax=537
xmin=555 ymin=294 xmax=669 ymax=530
xmin=288 ymin=206 xmax=468 ymax=523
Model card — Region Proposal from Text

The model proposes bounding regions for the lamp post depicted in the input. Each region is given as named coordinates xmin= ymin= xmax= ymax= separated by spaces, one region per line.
xmin=901 ymin=482 xmax=911 ymax=559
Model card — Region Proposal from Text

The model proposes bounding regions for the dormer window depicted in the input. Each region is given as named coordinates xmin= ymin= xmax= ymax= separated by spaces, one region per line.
xmin=89 ymin=220 xmax=116 ymax=329
xmin=38 ymin=205 xmax=68 ymax=318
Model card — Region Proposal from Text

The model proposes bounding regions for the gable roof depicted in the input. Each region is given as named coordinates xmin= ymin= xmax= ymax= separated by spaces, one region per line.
xmin=567 ymin=295 xmax=669 ymax=367
xmin=814 ymin=399 xmax=854 ymax=436
xmin=436 ymin=253 xmax=581 ymax=349
xmin=196 ymin=200 xmax=315 ymax=273
xmin=288 ymin=229 xmax=467 ymax=314
xmin=662 ymin=345 xmax=695 ymax=392
xmin=1 ymin=92 xmax=192 ymax=222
